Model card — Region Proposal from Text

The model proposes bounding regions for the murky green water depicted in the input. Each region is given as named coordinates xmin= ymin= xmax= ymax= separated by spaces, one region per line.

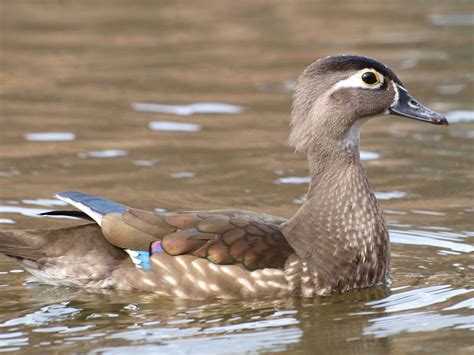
xmin=0 ymin=0 xmax=473 ymax=353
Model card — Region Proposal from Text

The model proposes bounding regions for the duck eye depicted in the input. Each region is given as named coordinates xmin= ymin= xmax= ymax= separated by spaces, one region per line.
xmin=361 ymin=72 xmax=379 ymax=85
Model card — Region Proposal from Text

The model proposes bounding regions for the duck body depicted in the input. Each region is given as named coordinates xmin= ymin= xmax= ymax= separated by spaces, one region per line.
xmin=0 ymin=190 xmax=384 ymax=299
xmin=0 ymin=193 xmax=300 ymax=299
xmin=0 ymin=55 xmax=447 ymax=299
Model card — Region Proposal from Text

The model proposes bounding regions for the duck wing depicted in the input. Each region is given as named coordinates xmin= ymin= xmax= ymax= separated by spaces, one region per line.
xmin=48 ymin=191 xmax=294 ymax=271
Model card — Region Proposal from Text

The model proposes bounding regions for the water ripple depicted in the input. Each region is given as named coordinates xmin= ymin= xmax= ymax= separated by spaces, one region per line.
xmin=132 ymin=103 xmax=244 ymax=116
xmin=0 ymin=331 xmax=28 ymax=352
xmin=78 ymin=150 xmax=128 ymax=158
xmin=132 ymin=159 xmax=161 ymax=167
xmin=0 ymin=206 xmax=75 ymax=220
xmin=0 ymin=206 xmax=52 ymax=218
xmin=94 ymin=327 xmax=301 ymax=354
xmin=24 ymin=132 xmax=76 ymax=142
xmin=21 ymin=199 xmax=67 ymax=207
xmin=149 ymin=121 xmax=201 ymax=132
xmin=274 ymin=176 xmax=310 ymax=185
xmin=170 ymin=172 xmax=196 ymax=179
xmin=0 ymin=219 xmax=15 ymax=224
xmin=431 ymin=14 xmax=474 ymax=27
xmin=364 ymin=311 xmax=474 ymax=338
xmin=444 ymin=297 xmax=474 ymax=311
xmin=366 ymin=285 xmax=473 ymax=313
xmin=446 ymin=110 xmax=474 ymax=123
xmin=360 ymin=151 xmax=380 ymax=160
xmin=389 ymin=229 xmax=474 ymax=253
xmin=374 ymin=191 xmax=407 ymax=200
xmin=95 ymin=317 xmax=300 ymax=355
xmin=0 ymin=303 xmax=81 ymax=327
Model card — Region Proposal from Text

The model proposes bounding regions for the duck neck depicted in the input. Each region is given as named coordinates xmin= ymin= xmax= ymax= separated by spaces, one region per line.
xmin=281 ymin=140 xmax=390 ymax=294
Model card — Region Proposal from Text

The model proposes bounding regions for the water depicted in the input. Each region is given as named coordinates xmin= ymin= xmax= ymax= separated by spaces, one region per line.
xmin=148 ymin=121 xmax=202 ymax=132
xmin=0 ymin=0 xmax=473 ymax=353
xmin=131 ymin=102 xmax=244 ymax=116
xmin=445 ymin=110 xmax=474 ymax=123
xmin=24 ymin=133 xmax=77 ymax=142
xmin=78 ymin=150 xmax=129 ymax=159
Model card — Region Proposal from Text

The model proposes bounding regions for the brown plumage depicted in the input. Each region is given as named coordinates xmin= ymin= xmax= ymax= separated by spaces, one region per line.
xmin=0 ymin=55 xmax=448 ymax=299
xmin=102 ymin=209 xmax=293 ymax=270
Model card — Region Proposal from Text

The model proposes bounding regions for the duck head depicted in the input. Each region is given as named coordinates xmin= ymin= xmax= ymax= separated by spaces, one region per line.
xmin=289 ymin=55 xmax=448 ymax=154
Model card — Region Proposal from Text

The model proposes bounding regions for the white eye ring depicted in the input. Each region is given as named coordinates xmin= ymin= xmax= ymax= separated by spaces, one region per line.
xmin=333 ymin=69 xmax=385 ymax=90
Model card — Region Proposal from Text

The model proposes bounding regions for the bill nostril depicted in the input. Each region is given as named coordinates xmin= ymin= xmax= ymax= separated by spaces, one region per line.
xmin=409 ymin=100 xmax=419 ymax=108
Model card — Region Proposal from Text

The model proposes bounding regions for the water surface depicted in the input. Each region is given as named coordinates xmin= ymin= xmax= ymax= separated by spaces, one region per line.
xmin=0 ymin=0 xmax=473 ymax=353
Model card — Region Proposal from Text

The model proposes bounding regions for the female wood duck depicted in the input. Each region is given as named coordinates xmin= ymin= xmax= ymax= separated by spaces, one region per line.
xmin=0 ymin=55 xmax=448 ymax=299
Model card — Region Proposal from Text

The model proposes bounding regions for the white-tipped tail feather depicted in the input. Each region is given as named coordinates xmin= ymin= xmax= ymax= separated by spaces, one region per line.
xmin=54 ymin=194 xmax=104 ymax=226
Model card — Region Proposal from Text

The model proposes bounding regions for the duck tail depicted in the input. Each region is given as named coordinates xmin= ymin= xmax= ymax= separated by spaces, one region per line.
xmin=50 ymin=191 xmax=127 ymax=225
xmin=0 ymin=228 xmax=50 ymax=261
xmin=39 ymin=210 xmax=94 ymax=221
xmin=0 ymin=224 xmax=130 ymax=288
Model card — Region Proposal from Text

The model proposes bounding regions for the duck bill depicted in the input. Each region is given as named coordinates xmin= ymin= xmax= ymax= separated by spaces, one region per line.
xmin=389 ymin=84 xmax=448 ymax=125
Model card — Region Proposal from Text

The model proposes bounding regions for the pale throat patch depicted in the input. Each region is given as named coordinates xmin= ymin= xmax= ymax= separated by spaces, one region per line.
xmin=344 ymin=118 xmax=368 ymax=149
xmin=333 ymin=68 xmax=385 ymax=90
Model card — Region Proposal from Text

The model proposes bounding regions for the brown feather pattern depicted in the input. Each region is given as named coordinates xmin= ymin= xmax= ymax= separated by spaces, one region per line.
xmin=100 ymin=208 xmax=293 ymax=271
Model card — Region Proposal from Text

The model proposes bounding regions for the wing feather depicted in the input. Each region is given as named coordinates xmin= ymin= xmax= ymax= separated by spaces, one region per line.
xmin=100 ymin=208 xmax=293 ymax=271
